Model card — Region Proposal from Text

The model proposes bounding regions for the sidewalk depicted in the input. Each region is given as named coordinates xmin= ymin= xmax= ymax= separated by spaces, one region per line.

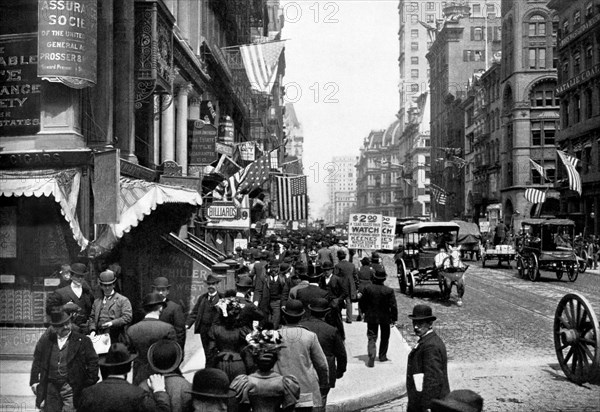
xmin=0 ymin=304 xmax=409 ymax=412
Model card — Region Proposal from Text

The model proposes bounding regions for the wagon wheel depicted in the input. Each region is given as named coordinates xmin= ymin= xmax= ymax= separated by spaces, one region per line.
xmin=398 ymin=259 xmax=408 ymax=294
xmin=406 ymin=271 xmax=415 ymax=297
xmin=516 ymin=255 xmax=526 ymax=279
xmin=554 ymin=293 xmax=600 ymax=384
xmin=556 ymin=268 xmax=563 ymax=281
xmin=527 ymin=254 xmax=540 ymax=282
xmin=567 ymin=263 xmax=578 ymax=282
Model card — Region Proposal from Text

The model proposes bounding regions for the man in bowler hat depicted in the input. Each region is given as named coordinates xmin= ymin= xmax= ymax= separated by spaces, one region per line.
xmin=358 ymin=267 xmax=397 ymax=367
xmin=188 ymin=368 xmax=235 ymax=412
xmin=30 ymin=310 xmax=99 ymax=412
xmin=151 ymin=276 xmax=187 ymax=350
xmin=51 ymin=263 xmax=94 ymax=334
xmin=88 ymin=270 xmax=133 ymax=345
xmin=186 ymin=273 xmax=223 ymax=364
xmin=406 ymin=304 xmax=450 ymax=412
xmin=127 ymin=292 xmax=177 ymax=385
xmin=79 ymin=343 xmax=170 ymax=412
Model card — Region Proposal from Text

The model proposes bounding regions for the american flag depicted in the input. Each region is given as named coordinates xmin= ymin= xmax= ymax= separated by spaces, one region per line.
xmin=524 ymin=188 xmax=546 ymax=204
xmin=429 ymin=184 xmax=447 ymax=205
xmin=275 ymin=175 xmax=308 ymax=221
xmin=557 ymin=150 xmax=582 ymax=195
xmin=225 ymin=152 xmax=272 ymax=202
xmin=240 ymin=40 xmax=285 ymax=94
xmin=529 ymin=159 xmax=547 ymax=181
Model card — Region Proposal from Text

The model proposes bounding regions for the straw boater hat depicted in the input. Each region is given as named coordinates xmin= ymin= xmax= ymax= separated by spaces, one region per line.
xmin=188 ymin=368 xmax=235 ymax=399
xmin=408 ymin=304 xmax=437 ymax=322
xmin=98 ymin=270 xmax=117 ymax=285
xmin=147 ymin=339 xmax=183 ymax=374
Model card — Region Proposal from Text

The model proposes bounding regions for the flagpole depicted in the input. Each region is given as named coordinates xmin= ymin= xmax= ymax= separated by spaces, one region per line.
xmin=220 ymin=39 xmax=290 ymax=50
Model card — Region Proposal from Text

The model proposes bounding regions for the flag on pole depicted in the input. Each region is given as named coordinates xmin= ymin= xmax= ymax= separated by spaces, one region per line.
xmin=240 ymin=40 xmax=285 ymax=94
xmin=557 ymin=150 xmax=582 ymax=195
xmin=429 ymin=184 xmax=447 ymax=205
xmin=529 ymin=159 xmax=547 ymax=181
xmin=275 ymin=175 xmax=308 ymax=221
xmin=524 ymin=188 xmax=547 ymax=204
xmin=215 ymin=151 xmax=273 ymax=202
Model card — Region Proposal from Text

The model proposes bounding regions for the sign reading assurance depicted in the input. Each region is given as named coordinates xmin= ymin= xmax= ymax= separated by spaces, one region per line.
xmin=38 ymin=0 xmax=98 ymax=87
xmin=380 ymin=216 xmax=397 ymax=250
xmin=348 ymin=213 xmax=383 ymax=250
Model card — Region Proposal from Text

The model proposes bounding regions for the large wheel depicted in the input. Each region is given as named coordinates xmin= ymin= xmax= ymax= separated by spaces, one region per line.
xmin=554 ymin=293 xmax=600 ymax=384
xmin=527 ymin=254 xmax=540 ymax=281
xmin=567 ymin=263 xmax=578 ymax=282
xmin=516 ymin=255 xmax=526 ymax=279
xmin=406 ymin=272 xmax=415 ymax=297
xmin=556 ymin=268 xmax=563 ymax=281
xmin=398 ymin=259 xmax=408 ymax=294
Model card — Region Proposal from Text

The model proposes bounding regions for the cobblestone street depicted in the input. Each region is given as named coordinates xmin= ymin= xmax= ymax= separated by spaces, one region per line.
xmin=365 ymin=254 xmax=600 ymax=412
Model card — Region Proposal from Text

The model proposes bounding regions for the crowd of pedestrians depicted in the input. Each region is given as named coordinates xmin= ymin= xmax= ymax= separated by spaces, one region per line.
xmin=31 ymin=231 xmax=484 ymax=412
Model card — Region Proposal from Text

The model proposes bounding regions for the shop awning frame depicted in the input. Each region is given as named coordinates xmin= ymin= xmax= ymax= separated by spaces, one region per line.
xmin=0 ymin=168 xmax=88 ymax=250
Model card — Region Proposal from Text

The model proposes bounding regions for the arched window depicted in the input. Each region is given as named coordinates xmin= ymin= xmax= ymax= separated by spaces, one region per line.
xmin=528 ymin=14 xmax=546 ymax=37
xmin=530 ymin=80 xmax=558 ymax=107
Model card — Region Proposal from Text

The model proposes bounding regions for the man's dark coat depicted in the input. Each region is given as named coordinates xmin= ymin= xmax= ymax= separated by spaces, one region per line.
xmin=79 ymin=377 xmax=171 ymax=412
xmin=159 ymin=299 xmax=186 ymax=350
xmin=358 ymin=283 xmax=398 ymax=325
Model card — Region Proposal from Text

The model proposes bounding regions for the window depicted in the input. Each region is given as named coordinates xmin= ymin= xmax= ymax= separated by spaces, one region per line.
xmin=411 ymin=14 xmax=419 ymax=24
xmin=531 ymin=121 xmax=557 ymax=146
xmin=426 ymin=2 xmax=435 ymax=11
xmin=426 ymin=14 xmax=435 ymax=23
xmin=411 ymin=83 xmax=419 ymax=92
xmin=529 ymin=48 xmax=546 ymax=69
xmin=528 ymin=14 xmax=546 ymax=36
xmin=464 ymin=50 xmax=485 ymax=61
xmin=410 ymin=2 xmax=419 ymax=13
xmin=574 ymin=10 xmax=581 ymax=26
xmin=411 ymin=29 xmax=419 ymax=38
xmin=411 ymin=56 xmax=419 ymax=64
xmin=585 ymin=89 xmax=593 ymax=119
xmin=574 ymin=51 xmax=581 ymax=73
xmin=563 ymin=101 xmax=570 ymax=127
xmin=562 ymin=19 xmax=569 ymax=34
xmin=562 ymin=60 xmax=569 ymax=79
xmin=411 ymin=42 xmax=419 ymax=51
xmin=411 ymin=69 xmax=419 ymax=78
xmin=552 ymin=21 xmax=558 ymax=36
xmin=473 ymin=3 xmax=481 ymax=15
xmin=585 ymin=45 xmax=593 ymax=69
xmin=574 ymin=94 xmax=581 ymax=123
xmin=586 ymin=3 xmax=594 ymax=19
xmin=486 ymin=4 xmax=496 ymax=18
xmin=472 ymin=27 xmax=484 ymax=41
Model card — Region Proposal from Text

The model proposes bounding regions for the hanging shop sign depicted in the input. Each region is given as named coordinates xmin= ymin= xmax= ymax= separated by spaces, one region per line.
xmin=238 ymin=142 xmax=256 ymax=161
xmin=38 ymin=0 xmax=98 ymax=88
xmin=206 ymin=201 xmax=250 ymax=229
xmin=93 ymin=149 xmax=119 ymax=224
xmin=218 ymin=116 xmax=235 ymax=145
xmin=0 ymin=34 xmax=41 ymax=136
xmin=215 ymin=142 xmax=234 ymax=157
xmin=188 ymin=120 xmax=217 ymax=165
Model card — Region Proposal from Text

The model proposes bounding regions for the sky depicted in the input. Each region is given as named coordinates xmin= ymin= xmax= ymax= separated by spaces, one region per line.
xmin=280 ymin=0 xmax=400 ymax=219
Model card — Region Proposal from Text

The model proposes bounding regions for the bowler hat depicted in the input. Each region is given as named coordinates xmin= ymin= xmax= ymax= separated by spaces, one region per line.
xmin=99 ymin=343 xmax=138 ymax=367
xmin=98 ymin=270 xmax=117 ymax=285
xmin=206 ymin=274 xmax=223 ymax=284
xmin=373 ymin=268 xmax=387 ymax=280
xmin=70 ymin=263 xmax=87 ymax=277
xmin=280 ymin=263 xmax=291 ymax=274
xmin=49 ymin=310 xmax=72 ymax=326
xmin=308 ymin=298 xmax=331 ymax=314
xmin=142 ymin=292 xmax=167 ymax=308
xmin=321 ymin=261 xmax=334 ymax=271
xmin=361 ymin=257 xmax=371 ymax=265
xmin=236 ymin=275 xmax=253 ymax=289
xmin=152 ymin=277 xmax=170 ymax=288
xmin=188 ymin=368 xmax=235 ymax=398
xmin=281 ymin=299 xmax=305 ymax=318
xmin=408 ymin=304 xmax=437 ymax=322
xmin=148 ymin=340 xmax=183 ymax=374
xmin=431 ymin=390 xmax=483 ymax=412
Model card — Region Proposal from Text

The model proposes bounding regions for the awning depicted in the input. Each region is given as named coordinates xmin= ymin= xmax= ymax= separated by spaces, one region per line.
xmin=0 ymin=168 xmax=88 ymax=250
xmin=92 ymin=177 xmax=202 ymax=252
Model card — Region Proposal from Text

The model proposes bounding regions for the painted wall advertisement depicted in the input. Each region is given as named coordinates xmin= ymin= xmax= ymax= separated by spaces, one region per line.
xmin=0 ymin=35 xmax=41 ymax=135
xmin=38 ymin=0 xmax=98 ymax=87
xmin=188 ymin=120 xmax=217 ymax=165
xmin=348 ymin=213 xmax=383 ymax=250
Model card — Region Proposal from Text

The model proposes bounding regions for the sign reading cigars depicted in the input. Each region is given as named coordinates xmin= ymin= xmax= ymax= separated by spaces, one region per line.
xmin=348 ymin=213 xmax=383 ymax=250
xmin=38 ymin=0 xmax=98 ymax=88
xmin=188 ymin=120 xmax=217 ymax=165
xmin=0 ymin=35 xmax=41 ymax=135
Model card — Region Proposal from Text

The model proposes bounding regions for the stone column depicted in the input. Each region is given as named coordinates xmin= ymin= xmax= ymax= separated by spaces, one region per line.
xmin=176 ymin=84 xmax=193 ymax=175
xmin=189 ymin=97 xmax=201 ymax=120
xmin=161 ymin=95 xmax=175 ymax=162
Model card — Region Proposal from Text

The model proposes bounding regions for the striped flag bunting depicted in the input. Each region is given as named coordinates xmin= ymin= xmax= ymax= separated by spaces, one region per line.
xmin=240 ymin=40 xmax=285 ymax=94
xmin=556 ymin=150 xmax=582 ymax=195
xmin=529 ymin=158 xmax=547 ymax=181
xmin=275 ymin=175 xmax=308 ymax=221
xmin=429 ymin=184 xmax=447 ymax=205
xmin=451 ymin=156 xmax=468 ymax=170
xmin=524 ymin=188 xmax=547 ymax=204
xmin=404 ymin=178 xmax=415 ymax=186
xmin=212 ymin=150 xmax=273 ymax=203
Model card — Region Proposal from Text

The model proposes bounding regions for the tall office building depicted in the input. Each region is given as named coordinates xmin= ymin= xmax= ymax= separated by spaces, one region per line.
xmin=326 ymin=155 xmax=358 ymax=224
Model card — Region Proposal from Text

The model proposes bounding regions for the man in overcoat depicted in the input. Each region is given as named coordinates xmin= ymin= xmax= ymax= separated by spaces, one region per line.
xmin=51 ymin=263 xmax=94 ymax=334
xmin=333 ymin=249 xmax=359 ymax=323
xmin=358 ymin=268 xmax=397 ymax=367
xmin=151 ymin=276 xmax=187 ymax=350
xmin=88 ymin=270 xmax=133 ymax=345
xmin=253 ymin=260 xmax=290 ymax=329
xmin=30 ymin=310 xmax=99 ymax=411
xmin=295 ymin=269 xmax=330 ymax=317
xmin=406 ymin=304 xmax=450 ymax=412
xmin=300 ymin=298 xmax=347 ymax=409
xmin=186 ymin=273 xmax=223 ymax=364
xmin=127 ymin=292 xmax=177 ymax=385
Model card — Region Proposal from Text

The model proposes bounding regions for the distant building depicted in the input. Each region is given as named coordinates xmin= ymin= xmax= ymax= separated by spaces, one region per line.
xmin=326 ymin=155 xmax=358 ymax=224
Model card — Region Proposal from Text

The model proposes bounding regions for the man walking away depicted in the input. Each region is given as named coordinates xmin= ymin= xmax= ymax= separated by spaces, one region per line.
xmin=152 ymin=276 xmax=187 ymax=350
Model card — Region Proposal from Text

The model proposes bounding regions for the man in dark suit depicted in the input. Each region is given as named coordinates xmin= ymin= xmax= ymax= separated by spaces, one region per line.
xmin=295 ymin=270 xmax=330 ymax=317
xmin=186 ymin=273 xmax=223 ymax=364
xmin=234 ymin=275 xmax=264 ymax=329
xmin=253 ymin=260 xmax=290 ymax=329
xmin=79 ymin=343 xmax=170 ymax=412
xmin=151 ymin=276 xmax=187 ymax=350
xmin=127 ymin=292 xmax=177 ymax=385
xmin=358 ymin=268 xmax=397 ymax=367
xmin=250 ymin=252 xmax=269 ymax=283
xmin=322 ymin=261 xmax=346 ymax=340
xmin=406 ymin=304 xmax=450 ymax=412
xmin=301 ymin=298 xmax=347 ymax=409
xmin=333 ymin=250 xmax=359 ymax=323
xmin=30 ymin=309 xmax=99 ymax=412
xmin=51 ymin=263 xmax=94 ymax=334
